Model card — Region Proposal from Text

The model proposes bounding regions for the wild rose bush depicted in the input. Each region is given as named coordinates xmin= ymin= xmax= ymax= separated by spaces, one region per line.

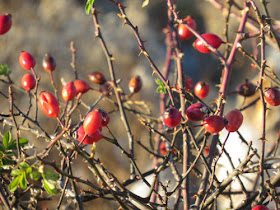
xmin=0 ymin=0 xmax=280 ymax=209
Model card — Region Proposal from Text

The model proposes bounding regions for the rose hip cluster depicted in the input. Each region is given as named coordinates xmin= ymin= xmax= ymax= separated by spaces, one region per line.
xmin=163 ymin=104 xmax=243 ymax=134
xmin=17 ymin=49 xmax=112 ymax=145
xmin=177 ymin=16 xmax=223 ymax=53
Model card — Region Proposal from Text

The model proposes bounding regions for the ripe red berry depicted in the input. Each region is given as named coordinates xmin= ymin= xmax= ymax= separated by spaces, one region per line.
xmin=225 ymin=109 xmax=243 ymax=132
xmin=83 ymin=109 xmax=103 ymax=136
xmin=74 ymin=80 xmax=90 ymax=94
xmin=76 ymin=126 xmax=103 ymax=144
xmin=251 ymin=205 xmax=269 ymax=210
xmin=264 ymin=87 xmax=280 ymax=106
xmin=194 ymin=81 xmax=210 ymax=99
xmin=178 ymin=16 xmax=196 ymax=40
xmin=88 ymin=71 xmax=106 ymax=84
xmin=194 ymin=33 xmax=223 ymax=53
xmin=0 ymin=14 xmax=12 ymax=35
xmin=204 ymin=115 xmax=226 ymax=133
xmin=42 ymin=53 xmax=56 ymax=72
xmin=128 ymin=75 xmax=142 ymax=93
xmin=61 ymin=82 xmax=77 ymax=101
xmin=19 ymin=51 xmax=36 ymax=70
xmin=39 ymin=91 xmax=60 ymax=118
xmin=237 ymin=80 xmax=256 ymax=97
xmin=21 ymin=73 xmax=36 ymax=92
xmin=162 ymin=107 xmax=181 ymax=127
xmin=186 ymin=103 xmax=209 ymax=121
xmin=99 ymin=109 xmax=110 ymax=127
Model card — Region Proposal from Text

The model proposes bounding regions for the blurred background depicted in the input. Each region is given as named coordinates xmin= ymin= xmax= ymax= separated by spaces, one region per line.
xmin=0 ymin=0 xmax=280 ymax=209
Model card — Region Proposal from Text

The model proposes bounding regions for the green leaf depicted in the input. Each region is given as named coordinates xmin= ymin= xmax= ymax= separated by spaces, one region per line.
xmin=0 ymin=64 xmax=11 ymax=76
xmin=3 ymin=131 xmax=11 ymax=149
xmin=155 ymin=78 xmax=164 ymax=86
xmin=157 ymin=87 xmax=167 ymax=94
xmin=20 ymin=162 xmax=30 ymax=170
xmin=19 ymin=172 xmax=27 ymax=189
xmin=85 ymin=0 xmax=95 ymax=15
xmin=9 ymin=137 xmax=29 ymax=150
xmin=11 ymin=169 xmax=23 ymax=177
xmin=31 ymin=171 xmax=41 ymax=181
xmin=26 ymin=167 xmax=32 ymax=178
xmin=9 ymin=175 xmax=20 ymax=192
xmin=44 ymin=171 xmax=59 ymax=181
xmin=43 ymin=179 xmax=57 ymax=195
xmin=2 ymin=158 xmax=15 ymax=166
xmin=142 ymin=0 xmax=149 ymax=7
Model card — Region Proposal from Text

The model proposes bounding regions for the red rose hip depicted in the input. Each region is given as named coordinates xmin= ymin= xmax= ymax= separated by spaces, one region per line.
xmin=0 ymin=14 xmax=12 ymax=35
xmin=88 ymin=71 xmax=106 ymax=84
xmin=194 ymin=33 xmax=223 ymax=53
xmin=194 ymin=81 xmax=210 ymax=99
xmin=186 ymin=103 xmax=209 ymax=121
xmin=61 ymin=82 xmax=77 ymax=101
xmin=74 ymin=80 xmax=90 ymax=94
xmin=42 ymin=53 xmax=56 ymax=72
xmin=251 ymin=205 xmax=269 ymax=210
xmin=21 ymin=73 xmax=36 ymax=92
xmin=39 ymin=91 xmax=60 ymax=118
xmin=128 ymin=75 xmax=142 ymax=94
xmin=264 ymin=87 xmax=280 ymax=106
xmin=178 ymin=16 xmax=196 ymax=40
xmin=163 ymin=107 xmax=181 ymax=127
xmin=83 ymin=109 xmax=103 ymax=136
xmin=225 ymin=109 xmax=243 ymax=132
xmin=76 ymin=126 xmax=103 ymax=144
xmin=19 ymin=51 xmax=36 ymax=70
xmin=237 ymin=80 xmax=256 ymax=97
xmin=204 ymin=115 xmax=226 ymax=133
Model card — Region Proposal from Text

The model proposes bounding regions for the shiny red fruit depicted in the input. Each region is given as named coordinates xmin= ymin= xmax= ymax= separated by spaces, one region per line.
xmin=264 ymin=87 xmax=280 ymax=106
xmin=225 ymin=109 xmax=243 ymax=132
xmin=99 ymin=109 xmax=110 ymax=127
xmin=194 ymin=81 xmax=209 ymax=99
xmin=194 ymin=33 xmax=223 ymax=53
xmin=61 ymin=82 xmax=77 ymax=101
xmin=251 ymin=205 xmax=269 ymax=210
xmin=83 ymin=109 xmax=103 ymax=136
xmin=129 ymin=75 xmax=142 ymax=93
xmin=163 ymin=108 xmax=181 ymax=127
xmin=0 ymin=14 xmax=12 ymax=35
xmin=21 ymin=73 xmax=36 ymax=92
xmin=88 ymin=71 xmax=106 ymax=84
xmin=76 ymin=126 xmax=103 ymax=144
xmin=74 ymin=80 xmax=90 ymax=94
xmin=178 ymin=16 xmax=196 ymax=40
xmin=39 ymin=92 xmax=60 ymax=118
xmin=237 ymin=81 xmax=256 ymax=97
xmin=42 ymin=53 xmax=56 ymax=72
xmin=186 ymin=103 xmax=209 ymax=121
xmin=204 ymin=115 xmax=226 ymax=133
xmin=19 ymin=51 xmax=36 ymax=70
xmin=160 ymin=142 xmax=168 ymax=156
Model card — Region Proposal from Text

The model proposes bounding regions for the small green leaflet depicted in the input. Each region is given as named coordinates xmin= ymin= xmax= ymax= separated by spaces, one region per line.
xmin=155 ymin=78 xmax=167 ymax=94
xmin=0 ymin=64 xmax=11 ymax=76
xmin=85 ymin=0 xmax=95 ymax=15
xmin=9 ymin=175 xmax=20 ymax=192
xmin=43 ymin=179 xmax=57 ymax=195
xmin=3 ymin=131 xmax=11 ymax=149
